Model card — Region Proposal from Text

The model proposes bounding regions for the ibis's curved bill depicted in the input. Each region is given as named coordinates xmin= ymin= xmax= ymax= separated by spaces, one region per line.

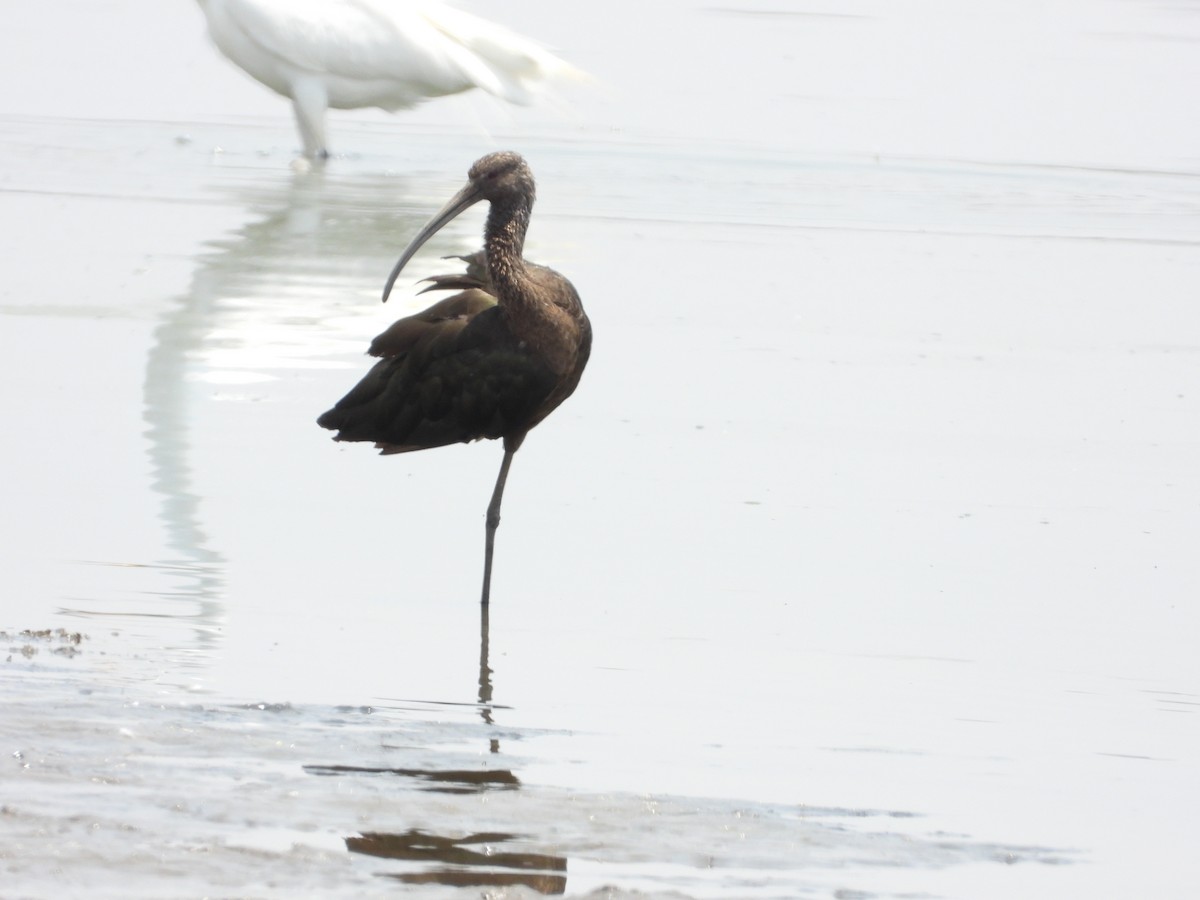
xmin=383 ymin=181 xmax=486 ymax=303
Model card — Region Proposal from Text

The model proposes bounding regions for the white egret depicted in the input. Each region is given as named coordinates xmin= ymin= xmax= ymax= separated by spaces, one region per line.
xmin=195 ymin=0 xmax=577 ymax=158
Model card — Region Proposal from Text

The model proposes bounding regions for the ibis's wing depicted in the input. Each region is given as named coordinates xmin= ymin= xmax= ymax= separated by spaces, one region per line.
xmin=317 ymin=297 xmax=558 ymax=453
xmin=367 ymin=288 xmax=496 ymax=359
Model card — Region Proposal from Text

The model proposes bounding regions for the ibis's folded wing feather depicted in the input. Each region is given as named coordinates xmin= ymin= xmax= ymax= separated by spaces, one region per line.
xmin=317 ymin=294 xmax=558 ymax=453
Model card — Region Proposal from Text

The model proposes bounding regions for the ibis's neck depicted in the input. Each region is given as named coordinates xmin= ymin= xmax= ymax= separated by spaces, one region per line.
xmin=485 ymin=200 xmax=534 ymax=305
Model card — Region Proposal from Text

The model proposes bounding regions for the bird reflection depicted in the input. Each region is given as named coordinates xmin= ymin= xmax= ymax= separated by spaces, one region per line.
xmin=308 ymin=606 xmax=507 ymax=781
xmin=306 ymin=762 xmax=518 ymax=792
xmin=480 ymin=603 xmax=499 ymax=752
xmin=142 ymin=167 xmax=446 ymax=650
xmin=141 ymin=295 xmax=227 ymax=645
xmin=305 ymin=605 xmax=529 ymax=879
xmin=348 ymin=829 xmax=567 ymax=895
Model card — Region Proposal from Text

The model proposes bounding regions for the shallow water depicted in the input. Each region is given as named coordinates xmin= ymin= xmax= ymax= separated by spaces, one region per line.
xmin=3 ymin=1 xmax=1200 ymax=897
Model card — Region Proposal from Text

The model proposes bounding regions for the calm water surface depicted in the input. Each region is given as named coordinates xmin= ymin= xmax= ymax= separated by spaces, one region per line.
xmin=2 ymin=1 xmax=1199 ymax=897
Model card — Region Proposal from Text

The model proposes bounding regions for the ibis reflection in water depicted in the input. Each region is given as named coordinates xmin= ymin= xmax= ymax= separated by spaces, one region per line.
xmin=194 ymin=0 xmax=577 ymax=158
xmin=318 ymin=152 xmax=592 ymax=604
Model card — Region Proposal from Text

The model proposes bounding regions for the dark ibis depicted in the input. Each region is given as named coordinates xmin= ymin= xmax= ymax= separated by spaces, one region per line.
xmin=317 ymin=151 xmax=592 ymax=604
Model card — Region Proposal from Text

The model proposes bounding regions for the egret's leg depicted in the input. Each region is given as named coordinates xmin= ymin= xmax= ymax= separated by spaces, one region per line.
xmin=481 ymin=448 xmax=515 ymax=605
xmin=290 ymin=77 xmax=330 ymax=159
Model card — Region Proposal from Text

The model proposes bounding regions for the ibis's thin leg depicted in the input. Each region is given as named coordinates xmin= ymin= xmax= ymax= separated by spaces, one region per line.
xmin=481 ymin=447 xmax=515 ymax=605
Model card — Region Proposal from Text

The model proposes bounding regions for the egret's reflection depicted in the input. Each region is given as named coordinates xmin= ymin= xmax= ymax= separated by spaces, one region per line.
xmin=141 ymin=166 xmax=462 ymax=651
xmin=142 ymin=270 xmax=225 ymax=642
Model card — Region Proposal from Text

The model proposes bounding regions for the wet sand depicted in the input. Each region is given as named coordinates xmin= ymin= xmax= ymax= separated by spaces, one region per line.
xmin=2 ymin=1 xmax=1200 ymax=897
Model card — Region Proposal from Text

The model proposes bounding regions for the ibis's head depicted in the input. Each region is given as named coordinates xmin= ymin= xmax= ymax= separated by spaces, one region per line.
xmin=383 ymin=152 xmax=536 ymax=302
